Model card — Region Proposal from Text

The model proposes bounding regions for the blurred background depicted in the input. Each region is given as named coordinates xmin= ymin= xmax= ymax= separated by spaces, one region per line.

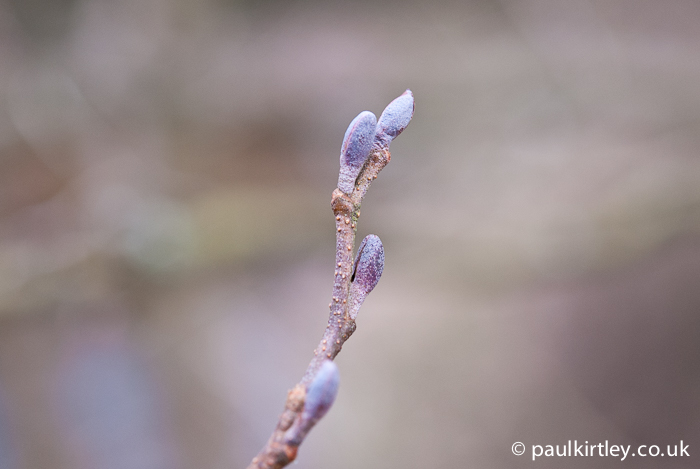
xmin=1 ymin=0 xmax=699 ymax=468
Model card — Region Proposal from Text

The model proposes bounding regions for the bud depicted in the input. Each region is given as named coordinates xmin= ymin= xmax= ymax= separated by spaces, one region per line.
xmin=338 ymin=111 xmax=377 ymax=194
xmin=348 ymin=235 xmax=384 ymax=319
xmin=286 ymin=360 xmax=340 ymax=445
xmin=301 ymin=360 xmax=340 ymax=425
xmin=352 ymin=234 xmax=384 ymax=294
xmin=375 ymin=90 xmax=414 ymax=149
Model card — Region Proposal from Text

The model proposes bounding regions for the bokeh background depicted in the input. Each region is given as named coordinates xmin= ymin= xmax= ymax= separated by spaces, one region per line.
xmin=1 ymin=0 xmax=699 ymax=468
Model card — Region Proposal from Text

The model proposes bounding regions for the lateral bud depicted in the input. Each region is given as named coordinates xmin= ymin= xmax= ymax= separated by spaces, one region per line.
xmin=285 ymin=360 xmax=340 ymax=446
xmin=338 ymin=111 xmax=377 ymax=194
xmin=348 ymin=234 xmax=384 ymax=319
xmin=374 ymin=90 xmax=414 ymax=149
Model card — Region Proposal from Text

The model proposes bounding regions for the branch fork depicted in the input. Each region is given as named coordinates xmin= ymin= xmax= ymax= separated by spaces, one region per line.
xmin=248 ymin=90 xmax=414 ymax=469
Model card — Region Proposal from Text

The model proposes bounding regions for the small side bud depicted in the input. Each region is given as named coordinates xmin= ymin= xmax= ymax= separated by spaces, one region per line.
xmin=301 ymin=360 xmax=340 ymax=425
xmin=352 ymin=234 xmax=384 ymax=294
xmin=338 ymin=111 xmax=377 ymax=194
xmin=348 ymin=235 xmax=384 ymax=319
xmin=285 ymin=360 xmax=340 ymax=445
xmin=375 ymin=90 xmax=414 ymax=149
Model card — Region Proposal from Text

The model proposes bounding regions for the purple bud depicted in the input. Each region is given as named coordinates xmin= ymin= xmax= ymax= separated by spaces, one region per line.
xmin=301 ymin=360 xmax=340 ymax=425
xmin=338 ymin=111 xmax=377 ymax=194
xmin=375 ymin=90 xmax=414 ymax=148
xmin=286 ymin=360 xmax=340 ymax=445
xmin=348 ymin=235 xmax=384 ymax=320
xmin=352 ymin=234 xmax=384 ymax=295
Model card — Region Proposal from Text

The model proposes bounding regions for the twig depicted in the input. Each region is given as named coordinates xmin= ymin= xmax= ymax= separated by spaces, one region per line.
xmin=247 ymin=91 xmax=414 ymax=469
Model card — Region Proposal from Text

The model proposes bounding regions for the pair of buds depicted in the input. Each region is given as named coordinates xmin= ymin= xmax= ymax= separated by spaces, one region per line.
xmin=337 ymin=90 xmax=415 ymax=194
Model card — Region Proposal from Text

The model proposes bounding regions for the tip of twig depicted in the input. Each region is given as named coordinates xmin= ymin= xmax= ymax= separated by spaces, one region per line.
xmin=375 ymin=90 xmax=414 ymax=148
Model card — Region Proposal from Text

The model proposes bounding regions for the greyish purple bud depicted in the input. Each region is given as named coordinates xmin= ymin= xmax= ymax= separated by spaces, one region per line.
xmin=338 ymin=111 xmax=377 ymax=194
xmin=375 ymin=90 xmax=414 ymax=149
xmin=301 ymin=360 xmax=340 ymax=425
xmin=348 ymin=234 xmax=384 ymax=320
xmin=352 ymin=234 xmax=384 ymax=294
xmin=285 ymin=360 xmax=340 ymax=445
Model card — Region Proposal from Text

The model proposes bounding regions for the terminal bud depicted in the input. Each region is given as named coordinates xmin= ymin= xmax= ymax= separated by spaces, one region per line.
xmin=375 ymin=90 xmax=414 ymax=149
